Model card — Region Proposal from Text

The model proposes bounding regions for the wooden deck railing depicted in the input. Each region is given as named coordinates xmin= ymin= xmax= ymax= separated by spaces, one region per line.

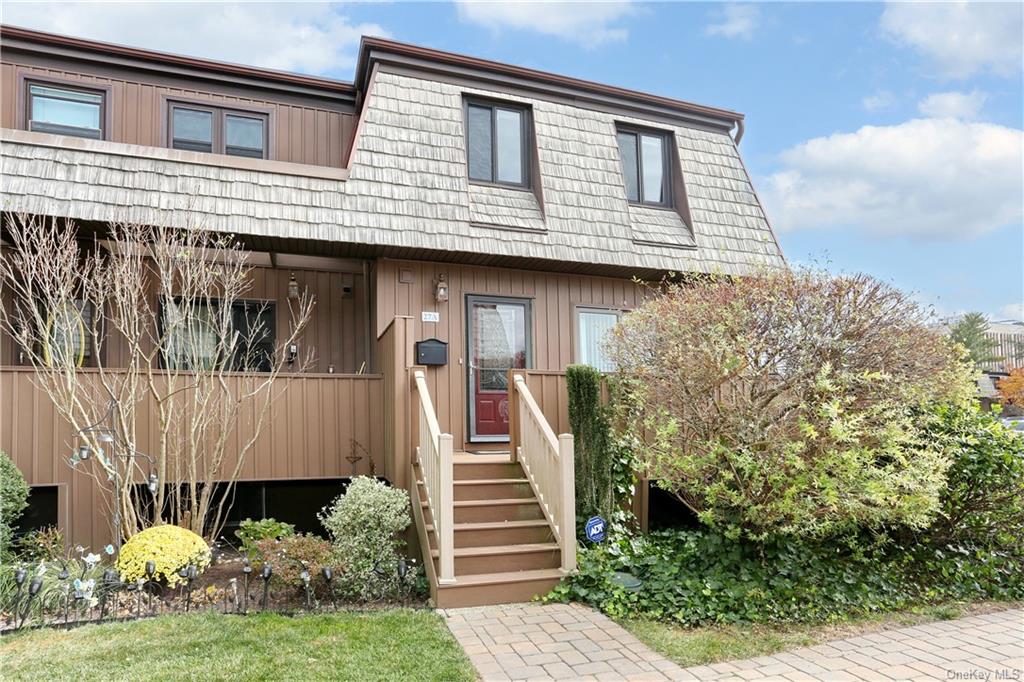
xmin=509 ymin=373 xmax=576 ymax=573
xmin=411 ymin=368 xmax=455 ymax=584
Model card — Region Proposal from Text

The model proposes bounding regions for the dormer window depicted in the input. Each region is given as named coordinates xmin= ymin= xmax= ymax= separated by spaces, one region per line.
xmin=27 ymin=82 xmax=105 ymax=140
xmin=616 ymin=126 xmax=672 ymax=207
xmin=466 ymin=100 xmax=530 ymax=188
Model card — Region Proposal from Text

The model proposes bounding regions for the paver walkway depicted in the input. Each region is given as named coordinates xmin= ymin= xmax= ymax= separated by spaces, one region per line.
xmin=679 ymin=607 xmax=1023 ymax=682
xmin=442 ymin=602 xmax=685 ymax=681
xmin=443 ymin=604 xmax=1023 ymax=681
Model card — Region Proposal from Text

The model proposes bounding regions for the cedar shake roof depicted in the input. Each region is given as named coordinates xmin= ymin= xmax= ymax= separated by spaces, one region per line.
xmin=0 ymin=26 xmax=786 ymax=277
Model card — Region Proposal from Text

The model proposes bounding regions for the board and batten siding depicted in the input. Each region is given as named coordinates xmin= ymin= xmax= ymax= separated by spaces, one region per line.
xmin=0 ymin=369 xmax=384 ymax=547
xmin=0 ymin=61 xmax=353 ymax=168
xmin=374 ymin=258 xmax=651 ymax=449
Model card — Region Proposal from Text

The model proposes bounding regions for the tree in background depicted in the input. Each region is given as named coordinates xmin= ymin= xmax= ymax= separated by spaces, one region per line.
xmin=607 ymin=268 xmax=975 ymax=540
xmin=998 ymin=367 xmax=1024 ymax=406
xmin=948 ymin=312 xmax=1002 ymax=368
xmin=0 ymin=215 xmax=314 ymax=542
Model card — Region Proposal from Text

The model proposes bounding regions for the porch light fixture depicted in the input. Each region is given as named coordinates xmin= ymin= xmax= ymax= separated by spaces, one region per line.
xmin=147 ymin=473 xmax=159 ymax=494
xmin=434 ymin=274 xmax=449 ymax=303
xmin=286 ymin=343 xmax=298 ymax=364
xmin=77 ymin=444 xmax=93 ymax=461
xmin=287 ymin=272 xmax=300 ymax=300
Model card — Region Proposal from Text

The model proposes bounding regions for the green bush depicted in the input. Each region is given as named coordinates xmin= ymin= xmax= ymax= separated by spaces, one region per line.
xmin=911 ymin=404 xmax=1024 ymax=551
xmin=1 ymin=450 xmax=29 ymax=559
xmin=15 ymin=526 xmax=65 ymax=563
xmin=319 ymin=477 xmax=415 ymax=601
xmin=234 ymin=518 xmax=295 ymax=558
xmin=253 ymin=533 xmax=335 ymax=592
xmin=549 ymin=528 xmax=1024 ymax=626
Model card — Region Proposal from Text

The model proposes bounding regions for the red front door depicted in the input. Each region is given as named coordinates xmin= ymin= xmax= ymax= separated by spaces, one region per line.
xmin=468 ymin=296 xmax=531 ymax=440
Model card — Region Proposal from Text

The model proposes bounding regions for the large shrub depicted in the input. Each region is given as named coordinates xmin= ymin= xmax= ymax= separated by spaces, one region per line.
xmin=116 ymin=525 xmax=211 ymax=588
xmin=1 ymin=451 xmax=30 ymax=559
xmin=319 ymin=477 xmax=414 ymax=601
xmin=607 ymin=269 xmax=974 ymax=539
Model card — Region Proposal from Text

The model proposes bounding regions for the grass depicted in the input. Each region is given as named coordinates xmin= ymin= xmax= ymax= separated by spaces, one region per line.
xmin=0 ymin=609 xmax=475 ymax=681
xmin=620 ymin=601 xmax=1018 ymax=669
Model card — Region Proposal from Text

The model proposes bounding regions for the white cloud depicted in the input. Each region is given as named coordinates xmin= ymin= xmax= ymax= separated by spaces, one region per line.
xmin=762 ymin=118 xmax=1024 ymax=240
xmin=1 ymin=2 xmax=389 ymax=75
xmin=454 ymin=1 xmax=634 ymax=48
xmin=704 ymin=4 xmax=760 ymax=41
xmin=1000 ymin=303 xmax=1024 ymax=322
xmin=880 ymin=1 xmax=1024 ymax=78
xmin=917 ymin=91 xmax=987 ymax=120
xmin=862 ymin=91 xmax=896 ymax=112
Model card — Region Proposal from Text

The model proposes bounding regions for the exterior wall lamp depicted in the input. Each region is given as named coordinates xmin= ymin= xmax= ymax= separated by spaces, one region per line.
xmin=434 ymin=274 xmax=449 ymax=303
xmin=287 ymin=272 xmax=300 ymax=300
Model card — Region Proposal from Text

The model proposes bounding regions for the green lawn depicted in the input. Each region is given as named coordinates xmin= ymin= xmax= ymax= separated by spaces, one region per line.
xmin=0 ymin=609 xmax=475 ymax=681
xmin=621 ymin=602 xmax=1013 ymax=668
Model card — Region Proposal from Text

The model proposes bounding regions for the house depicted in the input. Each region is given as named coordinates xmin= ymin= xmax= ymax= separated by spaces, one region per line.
xmin=0 ymin=25 xmax=784 ymax=605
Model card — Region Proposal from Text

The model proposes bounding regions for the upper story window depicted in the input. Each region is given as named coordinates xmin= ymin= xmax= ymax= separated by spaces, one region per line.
xmin=169 ymin=102 xmax=268 ymax=159
xmin=466 ymin=100 xmax=529 ymax=188
xmin=28 ymin=82 xmax=105 ymax=139
xmin=616 ymin=127 xmax=672 ymax=207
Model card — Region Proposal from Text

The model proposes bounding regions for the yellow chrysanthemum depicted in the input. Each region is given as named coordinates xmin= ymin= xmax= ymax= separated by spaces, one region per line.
xmin=116 ymin=525 xmax=211 ymax=588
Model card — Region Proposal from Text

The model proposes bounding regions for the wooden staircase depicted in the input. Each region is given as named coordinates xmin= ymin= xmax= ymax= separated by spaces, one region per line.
xmin=415 ymin=454 xmax=565 ymax=607
xmin=409 ymin=368 xmax=575 ymax=609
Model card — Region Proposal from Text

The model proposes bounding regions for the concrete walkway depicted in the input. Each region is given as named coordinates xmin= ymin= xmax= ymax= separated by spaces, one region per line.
xmin=443 ymin=604 xmax=1022 ymax=681
xmin=442 ymin=602 xmax=685 ymax=681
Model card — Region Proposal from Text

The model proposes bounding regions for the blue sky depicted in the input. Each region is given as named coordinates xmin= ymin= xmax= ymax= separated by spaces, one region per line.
xmin=7 ymin=1 xmax=1022 ymax=320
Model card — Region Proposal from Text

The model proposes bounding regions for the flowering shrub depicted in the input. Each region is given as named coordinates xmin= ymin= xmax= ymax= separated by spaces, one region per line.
xmin=253 ymin=534 xmax=334 ymax=590
xmin=116 ymin=525 xmax=211 ymax=588
xmin=319 ymin=477 xmax=414 ymax=601
xmin=607 ymin=268 xmax=975 ymax=539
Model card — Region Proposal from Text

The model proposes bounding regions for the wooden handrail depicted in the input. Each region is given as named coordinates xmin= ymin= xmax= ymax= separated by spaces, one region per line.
xmin=412 ymin=369 xmax=455 ymax=584
xmin=510 ymin=373 xmax=576 ymax=574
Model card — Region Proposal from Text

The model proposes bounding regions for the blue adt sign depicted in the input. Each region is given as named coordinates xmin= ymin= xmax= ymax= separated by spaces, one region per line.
xmin=584 ymin=516 xmax=607 ymax=543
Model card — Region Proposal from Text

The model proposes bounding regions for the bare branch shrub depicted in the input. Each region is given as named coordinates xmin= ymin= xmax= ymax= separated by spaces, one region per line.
xmin=0 ymin=214 xmax=314 ymax=542
xmin=607 ymin=268 xmax=975 ymax=539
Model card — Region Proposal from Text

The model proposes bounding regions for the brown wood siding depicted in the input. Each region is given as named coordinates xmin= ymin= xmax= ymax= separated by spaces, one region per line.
xmin=374 ymin=259 xmax=651 ymax=449
xmin=3 ymin=263 xmax=370 ymax=375
xmin=0 ymin=368 xmax=384 ymax=547
xmin=0 ymin=60 xmax=353 ymax=167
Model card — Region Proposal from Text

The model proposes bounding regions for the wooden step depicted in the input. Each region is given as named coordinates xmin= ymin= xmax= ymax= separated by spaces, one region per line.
xmin=433 ymin=568 xmax=564 ymax=608
xmin=453 ymin=460 xmax=523 ymax=481
xmin=425 ymin=520 xmax=555 ymax=548
xmin=431 ymin=542 xmax=560 ymax=575
xmin=452 ymin=498 xmax=545 ymax=523
xmin=453 ymin=478 xmax=533 ymax=501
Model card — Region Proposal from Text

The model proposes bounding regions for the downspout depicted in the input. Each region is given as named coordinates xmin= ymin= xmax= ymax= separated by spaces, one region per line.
xmin=733 ymin=119 xmax=745 ymax=146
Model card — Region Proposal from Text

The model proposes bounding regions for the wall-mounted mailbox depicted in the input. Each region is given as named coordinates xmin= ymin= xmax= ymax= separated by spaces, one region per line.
xmin=416 ymin=338 xmax=448 ymax=366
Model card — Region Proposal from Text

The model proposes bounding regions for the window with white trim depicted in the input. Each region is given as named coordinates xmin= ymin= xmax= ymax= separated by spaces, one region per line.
xmin=576 ymin=308 xmax=623 ymax=372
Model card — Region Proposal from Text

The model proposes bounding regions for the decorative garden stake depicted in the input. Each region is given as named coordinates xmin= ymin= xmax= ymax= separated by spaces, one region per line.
xmin=184 ymin=565 xmax=197 ymax=612
xmin=398 ymin=559 xmax=409 ymax=605
xmin=321 ymin=566 xmax=335 ymax=610
xmin=229 ymin=578 xmax=239 ymax=613
xmin=10 ymin=568 xmax=27 ymax=626
xmin=18 ymin=578 xmax=43 ymax=629
xmin=145 ymin=561 xmax=156 ymax=614
xmin=241 ymin=558 xmax=252 ymax=615
xmin=260 ymin=564 xmax=272 ymax=611
xmin=99 ymin=569 xmax=118 ymax=620
xmin=135 ymin=579 xmax=145 ymax=619
xmin=300 ymin=568 xmax=312 ymax=610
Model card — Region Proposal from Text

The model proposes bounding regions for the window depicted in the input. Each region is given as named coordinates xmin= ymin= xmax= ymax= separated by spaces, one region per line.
xmin=27 ymin=83 xmax=105 ymax=139
xmin=162 ymin=299 xmax=275 ymax=371
xmin=169 ymin=103 xmax=267 ymax=159
xmin=43 ymin=300 xmax=94 ymax=367
xmin=616 ymin=128 xmax=672 ymax=206
xmin=576 ymin=308 xmax=623 ymax=372
xmin=466 ymin=101 xmax=529 ymax=187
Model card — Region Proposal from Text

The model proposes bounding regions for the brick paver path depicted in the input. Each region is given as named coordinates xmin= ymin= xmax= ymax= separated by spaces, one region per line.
xmin=678 ymin=607 xmax=1023 ymax=681
xmin=444 ymin=604 xmax=1022 ymax=681
xmin=442 ymin=602 xmax=685 ymax=681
